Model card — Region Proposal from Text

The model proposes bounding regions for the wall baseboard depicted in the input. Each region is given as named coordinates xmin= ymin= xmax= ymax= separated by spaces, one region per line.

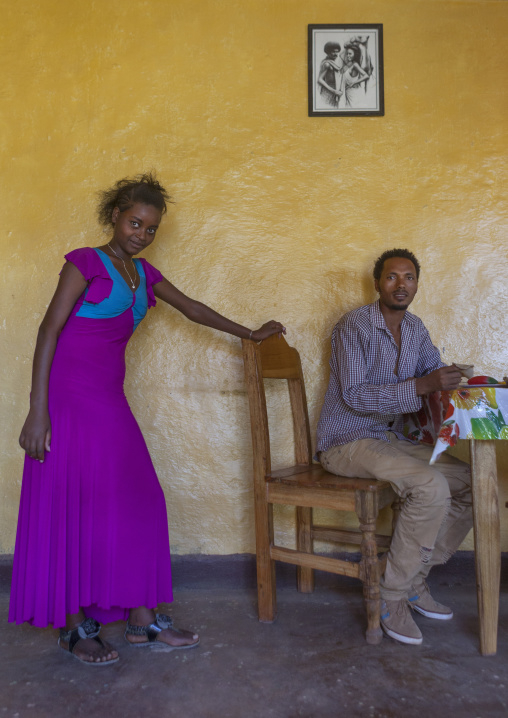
xmin=1 ymin=551 xmax=504 ymax=591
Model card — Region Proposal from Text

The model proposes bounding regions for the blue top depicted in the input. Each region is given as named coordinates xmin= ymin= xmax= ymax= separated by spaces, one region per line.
xmin=75 ymin=249 xmax=149 ymax=331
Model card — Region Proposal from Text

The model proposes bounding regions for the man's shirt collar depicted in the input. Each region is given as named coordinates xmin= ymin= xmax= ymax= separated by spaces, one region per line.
xmin=370 ymin=299 xmax=416 ymax=331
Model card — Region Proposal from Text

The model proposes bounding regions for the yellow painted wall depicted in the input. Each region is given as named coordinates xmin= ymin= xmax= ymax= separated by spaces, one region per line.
xmin=1 ymin=0 xmax=507 ymax=555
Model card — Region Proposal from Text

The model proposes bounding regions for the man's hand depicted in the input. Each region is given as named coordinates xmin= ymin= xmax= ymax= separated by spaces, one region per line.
xmin=415 ymin=365 xmax=462 ymax=396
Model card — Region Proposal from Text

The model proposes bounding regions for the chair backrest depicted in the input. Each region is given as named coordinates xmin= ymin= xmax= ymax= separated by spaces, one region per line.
xmin=242 ymin=335 xmax=312 ymax=482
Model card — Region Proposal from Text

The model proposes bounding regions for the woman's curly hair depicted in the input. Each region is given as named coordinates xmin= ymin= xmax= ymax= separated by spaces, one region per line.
xmin=344 ymin=43 xmax=361 ymax=65
xmin=97 ymin=172 xmax=171 ymax=226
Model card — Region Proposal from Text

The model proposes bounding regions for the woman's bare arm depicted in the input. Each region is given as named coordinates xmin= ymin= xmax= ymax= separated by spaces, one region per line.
xmin=349 ymin=63 xmax=369 ymax=87
xmin=153 ymin=277 xmax=285 ymax=341
xmin=19 ymin=262 xmax=88 ymax=461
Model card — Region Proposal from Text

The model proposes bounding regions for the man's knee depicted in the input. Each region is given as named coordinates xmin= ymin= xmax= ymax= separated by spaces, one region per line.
xmin=437 ymin=455 xmax=472 ymax=487
xmin=404 ymin=469 xmax=451 ymax=507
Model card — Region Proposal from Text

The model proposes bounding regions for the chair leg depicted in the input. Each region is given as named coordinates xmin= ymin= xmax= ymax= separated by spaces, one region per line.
xmin=255 ymin=498 xmax=277 ymax=622
xmin=296 ymin=506 xmax=315 ymax=593
xmin=356 ymin=492 xmax=383 ymax=645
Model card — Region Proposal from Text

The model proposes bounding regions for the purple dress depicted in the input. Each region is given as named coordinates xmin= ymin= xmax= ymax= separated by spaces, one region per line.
xmin=9 ymin=247 xmax=173 ymax=628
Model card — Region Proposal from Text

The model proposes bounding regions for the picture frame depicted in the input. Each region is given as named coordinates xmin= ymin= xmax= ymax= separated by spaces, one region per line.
xmin=308 ymin=24 xmax=384 ymax=117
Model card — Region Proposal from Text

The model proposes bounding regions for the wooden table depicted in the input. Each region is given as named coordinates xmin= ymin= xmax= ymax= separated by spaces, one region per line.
xmin=404 ymin=387 xmax=505 ymax=655
xmin=469 ymin=439 xmax=500 ymax=655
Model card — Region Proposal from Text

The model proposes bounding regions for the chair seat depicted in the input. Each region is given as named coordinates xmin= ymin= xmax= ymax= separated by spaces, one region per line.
xmin=269 ymin=463 xmax=393 ymax=493
xmin=267 ymin=464 xmax=395 ymax=513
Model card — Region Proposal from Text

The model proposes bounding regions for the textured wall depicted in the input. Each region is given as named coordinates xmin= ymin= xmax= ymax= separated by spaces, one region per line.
xmin=1 ymin=0 xmax=508 ymax=554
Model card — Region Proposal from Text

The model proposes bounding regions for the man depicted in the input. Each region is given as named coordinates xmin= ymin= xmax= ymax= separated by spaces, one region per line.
xmin=317 ymin=41 xmax=344 ymax=108
xmin=316 ymin=248 xmax=472 ymax=645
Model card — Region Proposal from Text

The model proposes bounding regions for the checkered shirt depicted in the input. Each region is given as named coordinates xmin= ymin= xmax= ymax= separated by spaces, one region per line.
xmin=316 ymin=301 xmax=444 ymax=453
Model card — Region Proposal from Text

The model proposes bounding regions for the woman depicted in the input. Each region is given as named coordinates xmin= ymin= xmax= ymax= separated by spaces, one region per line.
xmin=9 ymin=173 xmax=285 ymax=665
xmin=341 ymin=44 xmax=369 ymax=108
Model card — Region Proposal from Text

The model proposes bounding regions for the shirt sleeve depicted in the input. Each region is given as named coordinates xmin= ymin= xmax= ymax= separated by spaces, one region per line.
xmin=138 ymin=259 xmax=164 ymax=308
xmin=62 ymin=247 xmax=113 ymax=304
xmin=414 ymin=325 xmax=445 ymax=377
xmin=334 ymin=321 xmax=422 ymax=415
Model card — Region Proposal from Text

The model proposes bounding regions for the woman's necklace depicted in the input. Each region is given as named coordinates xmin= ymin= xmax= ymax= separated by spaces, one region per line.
xmin=107 ymin=243 xmax=137 ymax=289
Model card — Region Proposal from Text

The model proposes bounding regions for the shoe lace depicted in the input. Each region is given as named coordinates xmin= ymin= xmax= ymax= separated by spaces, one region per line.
xmin=395 ymin=599 xmax=411 ymax=617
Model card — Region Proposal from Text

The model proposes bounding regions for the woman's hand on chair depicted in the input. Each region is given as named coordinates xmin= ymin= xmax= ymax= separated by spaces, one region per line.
xmin=250 ymin=321 xmax=286 ymax=342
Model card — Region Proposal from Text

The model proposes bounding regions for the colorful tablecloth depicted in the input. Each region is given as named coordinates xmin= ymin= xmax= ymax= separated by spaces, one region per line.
xmin=404 ymin=387 xmax=508 ymax=464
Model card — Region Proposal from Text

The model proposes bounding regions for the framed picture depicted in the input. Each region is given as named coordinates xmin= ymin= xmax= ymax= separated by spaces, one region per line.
xmin=308 ymin=24 xmax=384 ymax=117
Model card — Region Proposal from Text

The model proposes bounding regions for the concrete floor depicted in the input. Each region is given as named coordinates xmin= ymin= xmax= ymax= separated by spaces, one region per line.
xmin=1 ymin=554 xmax=507 ymax=718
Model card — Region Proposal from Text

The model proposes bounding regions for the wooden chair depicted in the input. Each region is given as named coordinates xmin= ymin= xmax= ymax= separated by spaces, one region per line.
xmin=242 ymin=334 xmax=398 ymax=645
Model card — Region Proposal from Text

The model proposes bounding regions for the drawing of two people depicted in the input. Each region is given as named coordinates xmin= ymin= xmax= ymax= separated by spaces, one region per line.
xmin=318 ymin=37 xmax=373 ymax=109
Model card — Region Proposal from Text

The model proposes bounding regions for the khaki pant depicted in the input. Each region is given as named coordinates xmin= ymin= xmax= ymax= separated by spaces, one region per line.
xmin=320 ymin=433 xmax=472 ymax=600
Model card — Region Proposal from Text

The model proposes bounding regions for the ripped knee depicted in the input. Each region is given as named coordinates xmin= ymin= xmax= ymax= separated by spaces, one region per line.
xmin=441 ymin=549 xmax=453 ymax=564
xmin=419 ymin=546 xmax=433 ymax=563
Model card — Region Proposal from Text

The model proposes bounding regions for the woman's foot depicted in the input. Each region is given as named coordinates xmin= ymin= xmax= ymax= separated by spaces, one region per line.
xmin=59 ymin=613 xmax=119 ymax=665
xmin=126 ymin=608 xmax=199 ymax=649
xmin=60 ymin=634 xmax=119 ymax=664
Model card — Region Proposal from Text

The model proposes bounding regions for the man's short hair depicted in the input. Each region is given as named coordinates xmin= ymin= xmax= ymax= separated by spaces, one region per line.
xmin=373 ymin=248 xmax=421 ymax=281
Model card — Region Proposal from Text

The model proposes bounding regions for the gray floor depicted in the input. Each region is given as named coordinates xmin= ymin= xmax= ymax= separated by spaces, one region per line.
xmin=1 ymin=554 xmax=507 ymax=718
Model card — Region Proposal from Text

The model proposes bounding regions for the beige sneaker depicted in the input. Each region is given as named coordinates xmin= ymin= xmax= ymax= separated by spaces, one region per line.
xmin=408 ymin=581 xmax=453 ymax=620
xmin=380 ymin=598 xmax=423 ymax=645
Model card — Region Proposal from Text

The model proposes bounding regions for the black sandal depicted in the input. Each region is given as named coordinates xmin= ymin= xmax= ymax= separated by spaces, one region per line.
xmin=58 ymin=617 xmax=119 ymax=666
xmin=124 ymin=613 xmax=199 ymax=651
